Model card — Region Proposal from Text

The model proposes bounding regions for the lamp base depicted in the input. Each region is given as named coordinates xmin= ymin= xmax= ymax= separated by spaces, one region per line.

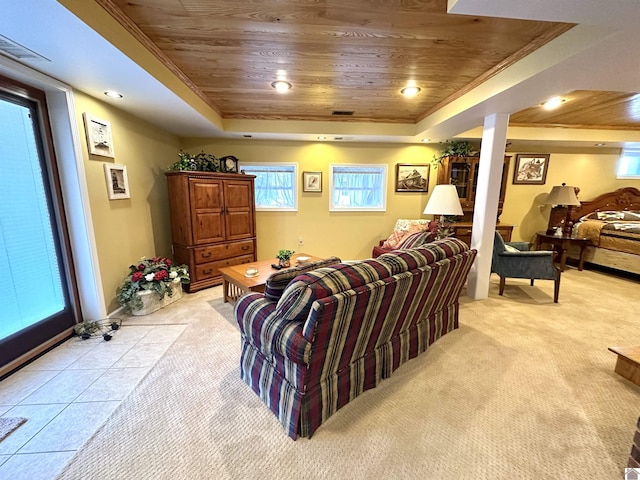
xmin=436 ymin=215 xmax=455 ymax=240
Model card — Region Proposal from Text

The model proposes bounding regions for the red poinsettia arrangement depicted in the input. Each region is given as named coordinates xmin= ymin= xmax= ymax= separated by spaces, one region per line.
xmin=117 ymin=256 xmax=189 ymax=311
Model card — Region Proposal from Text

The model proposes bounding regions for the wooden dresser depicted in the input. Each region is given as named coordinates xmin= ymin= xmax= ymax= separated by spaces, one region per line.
xmin=451 ymin=222 xmax=513 ymax=247
xmin=165 ymin=171 xmax=257 ymax=292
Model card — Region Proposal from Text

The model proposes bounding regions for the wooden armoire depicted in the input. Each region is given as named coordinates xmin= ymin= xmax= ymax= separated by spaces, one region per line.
xmin=165 ymin=171 xmax=257 ymax=292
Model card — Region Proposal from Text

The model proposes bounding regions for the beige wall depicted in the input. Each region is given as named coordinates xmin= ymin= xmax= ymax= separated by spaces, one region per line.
xmin=73 ymin=91 xmax=180 ymax=312
xmin=181 ymin=139 xmax=640 ymax=260
xmin=181 ymin=139 xmax=441 ymax=260
xmin=502 ymin=148 xmax=639 ymax=242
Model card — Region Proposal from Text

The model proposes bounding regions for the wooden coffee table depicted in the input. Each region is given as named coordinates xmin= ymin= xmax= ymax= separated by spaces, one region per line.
xmin=219 ymin=253 xmax=321 ymax=305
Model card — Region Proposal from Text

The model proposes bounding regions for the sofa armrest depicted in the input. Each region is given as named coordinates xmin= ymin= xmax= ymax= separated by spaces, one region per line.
xmin=235 ymin=293 xmax=311 ymax=364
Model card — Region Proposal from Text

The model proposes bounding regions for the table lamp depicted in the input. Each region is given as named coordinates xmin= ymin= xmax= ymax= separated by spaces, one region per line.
xmin=545 ymin=183 xmax=580 ymax=236
xmin=423 ymin=184 xmax=464 ymax=239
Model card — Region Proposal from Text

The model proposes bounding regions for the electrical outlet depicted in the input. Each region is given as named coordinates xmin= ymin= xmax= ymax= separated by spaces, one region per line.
xmin=298 ymin=236 xmax=304 ymax=246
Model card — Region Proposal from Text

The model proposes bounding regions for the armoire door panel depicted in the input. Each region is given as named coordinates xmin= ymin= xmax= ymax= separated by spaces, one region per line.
xmin=190 ymin=180 xmax=223 ymax=209
xmin=225 ymin=211 xmax=253 ymax=240
xmin=193 ymin=212 xmax=225 ymax=245
xmin=224 ymin=181 xmax=253 ymax=209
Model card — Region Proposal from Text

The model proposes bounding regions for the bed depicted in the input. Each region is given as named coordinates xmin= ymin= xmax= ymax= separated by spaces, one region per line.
xmin=566 ymin=187 xmax=640 ymax=275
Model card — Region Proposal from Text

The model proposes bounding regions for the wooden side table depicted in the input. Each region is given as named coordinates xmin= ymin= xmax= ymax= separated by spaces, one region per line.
xmin=608 ymin=346 xmax=640 ymax=386
xmin=535 ymin=231 xmax=589 ymax=271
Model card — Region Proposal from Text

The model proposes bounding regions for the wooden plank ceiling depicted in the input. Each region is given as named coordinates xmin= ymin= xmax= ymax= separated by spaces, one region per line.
xmin=98 ymin=0 xmax=640 ymax=130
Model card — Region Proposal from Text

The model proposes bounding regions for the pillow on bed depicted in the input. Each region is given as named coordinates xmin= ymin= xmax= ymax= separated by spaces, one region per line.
xmin=582 ymin=210 xmax=640 ymax=222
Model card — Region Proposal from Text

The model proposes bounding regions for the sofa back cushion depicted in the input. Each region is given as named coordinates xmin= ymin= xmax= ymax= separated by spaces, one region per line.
xmin=264 ymin=256 xmax=342 ymax=301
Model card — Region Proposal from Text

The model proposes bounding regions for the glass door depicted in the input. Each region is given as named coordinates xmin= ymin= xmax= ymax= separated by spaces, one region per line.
xmin=449 ymin=159 xmax=471 ymax=200
xmin=0 ymin=85 xmax=76 ymax=372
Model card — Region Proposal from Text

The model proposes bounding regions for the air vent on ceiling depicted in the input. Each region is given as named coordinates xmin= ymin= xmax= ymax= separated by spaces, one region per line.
xmin=332 ymin=110 xmax=354 ymax=116
xmin=0 ymin=35 xmax=49 ymax=62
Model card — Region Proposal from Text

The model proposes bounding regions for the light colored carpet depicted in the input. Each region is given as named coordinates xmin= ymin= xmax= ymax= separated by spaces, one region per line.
xmin=58 ymin=269 xmax=639 ymax=479
xmin=0 ymin=417 xmax=27 ymax=443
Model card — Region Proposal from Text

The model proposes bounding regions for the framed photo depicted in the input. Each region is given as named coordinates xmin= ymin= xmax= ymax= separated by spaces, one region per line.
xmin=103 ymin=163 xmax=130 ymax=200
xmin=83 ymin=113 xmax=115 ymax=158
xmin=395 ymin=163 xmax=430 ymax=192
xmin=513 ymin=154 xmax=550 ymax=185
xmin=303 ymin=171 xmax=322 ymax=192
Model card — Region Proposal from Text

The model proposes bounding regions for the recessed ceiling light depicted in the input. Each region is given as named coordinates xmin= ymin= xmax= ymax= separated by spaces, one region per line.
xmin=104 ymin=91 xmax=123 ymax=99
xmin=271 ymin=80 xmax=292 ymax=93
xmin=542 ymin=96 xmax=565 ymax=109
xmin=401 ymin=86 xmax=421 ymax=97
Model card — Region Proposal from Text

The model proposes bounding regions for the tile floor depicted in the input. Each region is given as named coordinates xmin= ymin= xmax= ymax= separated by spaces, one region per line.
xmin=0 ymin=323 xmax=186 ymax=480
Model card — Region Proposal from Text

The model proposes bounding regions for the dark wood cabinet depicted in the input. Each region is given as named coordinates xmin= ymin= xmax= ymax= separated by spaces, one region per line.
xmin=166 ymin=171 xmax=257 ymax=292
xmin=450 ymin=222 xmax=513 ymax=247
xmin=436 ymin=155 xmax=510 ymax=222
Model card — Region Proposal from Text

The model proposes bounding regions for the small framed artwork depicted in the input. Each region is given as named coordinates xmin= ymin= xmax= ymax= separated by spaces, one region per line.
xmin=83 ymin=113 xmax=115 ymax=158
xmin=103 ymin=163 xmax=130 ymax=200
xmin=513 ymin=154 xmax=550 ymax=185
xmin=395 ymin=164 xmax=430 ymax=192
xmin=303 ymin=171 xmax=322 ymax=192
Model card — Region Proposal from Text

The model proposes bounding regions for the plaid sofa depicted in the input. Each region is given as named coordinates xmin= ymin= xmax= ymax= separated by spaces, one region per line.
xmin=234 ymin=238 xmax=477 ymax=439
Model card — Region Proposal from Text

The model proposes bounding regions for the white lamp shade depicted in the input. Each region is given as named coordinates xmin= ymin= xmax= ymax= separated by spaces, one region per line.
xmin=545 ymin=184 xmax=580 ymax=206
xmin=423 ymin=184 xmax=463 ymax=216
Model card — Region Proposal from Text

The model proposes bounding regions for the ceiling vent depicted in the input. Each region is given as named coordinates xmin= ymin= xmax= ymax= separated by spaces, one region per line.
xmin=332 ymin=110 xmax=354 ymax=116
xmin=0 ymin=35 xmax=49 ymax=62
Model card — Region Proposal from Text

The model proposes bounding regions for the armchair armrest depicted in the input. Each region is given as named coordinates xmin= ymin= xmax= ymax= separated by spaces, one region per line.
xmin=234 ymin=293 xmax=310 ymax=364
xmin=506 ymin=241 xmax=531 ymax=251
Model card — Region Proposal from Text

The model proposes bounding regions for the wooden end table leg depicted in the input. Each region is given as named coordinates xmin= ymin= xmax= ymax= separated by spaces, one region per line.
xmin=578 ymin=245 xmax=587 ymax=271
xmin=222 ymin=278 xmax=230 ymax=303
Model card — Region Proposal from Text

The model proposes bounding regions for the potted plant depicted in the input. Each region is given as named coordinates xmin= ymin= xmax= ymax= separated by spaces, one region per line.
xmin=431 ymin=140 xmax=476 ymax=168
xmin=116 ymin=257 xmax=190 ymax=315
xmin=276 ymin=249 xmax=295 ymax=268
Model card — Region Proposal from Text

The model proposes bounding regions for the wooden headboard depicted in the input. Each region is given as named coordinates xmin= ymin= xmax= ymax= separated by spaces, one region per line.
xmin=569 ymin=187 xmax=640 ymax=222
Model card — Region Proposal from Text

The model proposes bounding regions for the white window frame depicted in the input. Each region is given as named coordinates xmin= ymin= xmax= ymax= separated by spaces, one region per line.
xmin=329 ymin=164 xmax=388 ymax=212
xmin=617 ymin=149 xmax=640 ymax=179
xmin=239 ymin=162 xmax=298 ymax=211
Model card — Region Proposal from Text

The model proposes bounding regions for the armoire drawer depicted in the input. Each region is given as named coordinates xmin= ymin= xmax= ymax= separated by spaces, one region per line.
xmin=194 ymin=254 xmax=255 ymax=281
xmin=193 ymin=240 xmax=254 ymax=264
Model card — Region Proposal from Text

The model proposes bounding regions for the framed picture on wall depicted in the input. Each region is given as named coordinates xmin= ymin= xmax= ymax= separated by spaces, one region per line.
xmin=83 ymin=113 xmax=115 ymax=158
xmin=104 ymin=163 xmax=130 ymax=200
xmin=303 ymin=171 xmax=322 ymax=192
xmin=512 ymin=154 xmax=550 ymax=185
xmin=395 ymin=163 xmax=430 ymax=192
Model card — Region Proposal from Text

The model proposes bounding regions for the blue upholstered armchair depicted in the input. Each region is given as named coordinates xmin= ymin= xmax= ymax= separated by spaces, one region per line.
xmin=491 ymin=231 xmax=561 ymax=303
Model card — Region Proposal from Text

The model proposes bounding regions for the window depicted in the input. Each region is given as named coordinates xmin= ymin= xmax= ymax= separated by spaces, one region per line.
xmin=240 ymin=163 xmax=298 ymax=211
xmin=330 ymin=164 xmax=387 ymax=211
xmin=617 ymin=149 xmax=640 ymax=179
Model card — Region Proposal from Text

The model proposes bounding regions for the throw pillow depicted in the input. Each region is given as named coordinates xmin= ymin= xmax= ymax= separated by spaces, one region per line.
xmin=396 ymin=230 xmax=435 ymax=249
xmin=504 ymin=244 xmax=520 ymax=253
xmin=264 ymin=256 xmax=342 ymax=301
xmin=382 ymin=223 xmax=425 ymax=249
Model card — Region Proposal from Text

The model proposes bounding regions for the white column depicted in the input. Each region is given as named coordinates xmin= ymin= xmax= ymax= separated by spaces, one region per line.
xmin=467 ymin=113 xmax=510 ymax=300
